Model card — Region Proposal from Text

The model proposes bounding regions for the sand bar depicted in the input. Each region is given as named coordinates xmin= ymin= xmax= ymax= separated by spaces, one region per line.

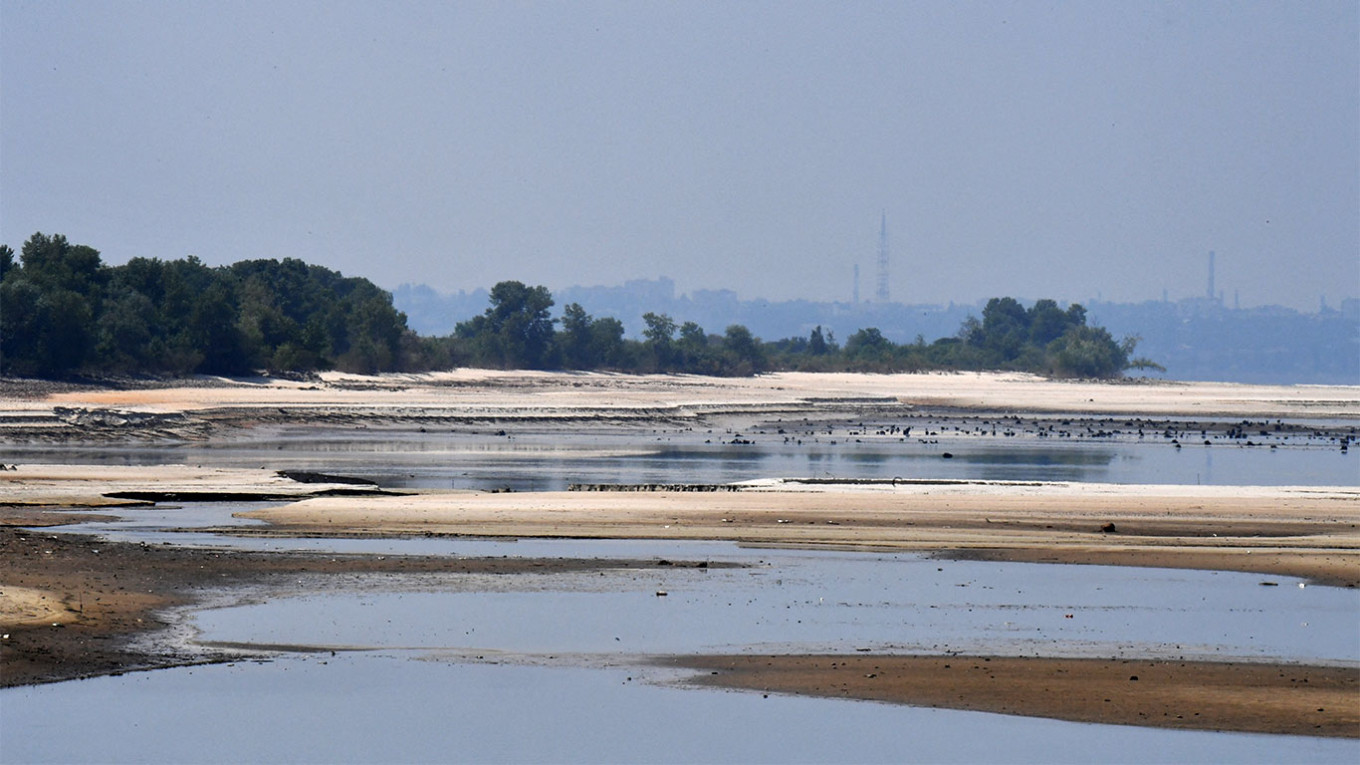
xmin=241 ymin=481 xmax=1360 ymax=586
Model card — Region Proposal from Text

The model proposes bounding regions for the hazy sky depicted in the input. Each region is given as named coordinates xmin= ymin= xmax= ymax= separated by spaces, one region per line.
xmin=3 ymin=1 xmax=1356 ymax=310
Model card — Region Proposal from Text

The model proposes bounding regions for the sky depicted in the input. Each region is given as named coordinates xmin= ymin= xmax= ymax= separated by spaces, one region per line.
xmin=2 ymin=1 xmax=1356 ymax=311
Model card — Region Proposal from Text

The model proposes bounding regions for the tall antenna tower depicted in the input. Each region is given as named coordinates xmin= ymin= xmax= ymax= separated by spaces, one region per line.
xmin=1207 ymin=250 xmax=1216 ymax=301
xmin=875 ymin=210 xmax=890 ymax=303
xmin=853 ymin=263 xmax=860 ymax=304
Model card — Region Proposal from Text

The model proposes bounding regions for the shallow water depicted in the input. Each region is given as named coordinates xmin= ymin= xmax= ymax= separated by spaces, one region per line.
xmin=7 ymin=426 xmax=1356 ymax=489
xmin=187 ymin=545 xmax=1359 ymax=663
xmin=5 ymin=655 xmax=1356 ymax=764
xmin=10 ymin=647 xmax=1360 ymax=762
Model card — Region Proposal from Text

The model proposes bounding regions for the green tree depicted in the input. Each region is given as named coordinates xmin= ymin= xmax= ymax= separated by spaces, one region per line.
xmin=808 ymin=325 xmax=829 ymax=355
xmin=589 ymin=317 xmax=626 ymax=368
xmin=642 ymin=312 xmax=676 ymax=370
xmin=559 ymin=303 xmax=595 ymax=368
xmin=19 ymin=233 xmax=104 ymax=295
xmin=467 ymin=281 xmax=556 ymax=369
xmin=1027 ymin=299 xmax=1070 ymax=345
xmin=675 ymin=321 xmax=712 ymax=371
xmin=978 ymin=297 xmax=1030 ymax=360
xmin=1048 ymin=325 xmax=1129 ymax=378
xmin=0 ymin=233 xmax=106 ymax=376
xmin=95 ymin=287 xmax=157 ymax=372
xmin=845 ymin=327 xmax=892 ymax=362
xmin=189 ymin=281 xmax=249 ymax=374
xmin=0 ymin=279 xmax=45 ymax=376
xmin=722 ymin=324 xmax=764 ymax=374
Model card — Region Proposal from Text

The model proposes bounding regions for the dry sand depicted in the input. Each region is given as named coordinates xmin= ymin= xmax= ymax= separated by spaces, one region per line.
xmin=36 ymin=370 xmax=1360 ymax=417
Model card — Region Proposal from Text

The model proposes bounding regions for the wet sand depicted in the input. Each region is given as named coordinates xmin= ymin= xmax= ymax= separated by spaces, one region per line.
xmin=671 ymin=654 xmax=1359 ymax=738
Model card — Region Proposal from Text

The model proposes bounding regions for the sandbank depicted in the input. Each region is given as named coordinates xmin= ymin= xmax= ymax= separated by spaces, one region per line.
xmin=241 ymin=481 xmax=1360 ymax=586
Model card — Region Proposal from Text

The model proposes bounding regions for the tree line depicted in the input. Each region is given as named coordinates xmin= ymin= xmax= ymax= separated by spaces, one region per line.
xmin=1 ymin=232 xmax=1153 ymax=380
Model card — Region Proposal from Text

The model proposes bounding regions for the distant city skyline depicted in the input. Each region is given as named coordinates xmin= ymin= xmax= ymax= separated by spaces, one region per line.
xmin=401 ymin=246 xmax=1352 ymax=315
xmin=3 ymin=1 xmax=1356 ymax=312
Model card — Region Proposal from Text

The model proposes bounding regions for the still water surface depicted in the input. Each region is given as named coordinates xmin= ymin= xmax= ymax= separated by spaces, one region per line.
xmin=6 ymin=655 xmax=1356 ymax=764
xmin=186 ymin=545 xmax=1359 ymax=663
xmin=7 ymin=426 xmax=1356 ymax=489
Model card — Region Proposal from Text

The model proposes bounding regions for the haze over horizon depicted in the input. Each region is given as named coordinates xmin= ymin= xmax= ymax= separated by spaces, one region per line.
xmin=3 ymin=1 xmax=1356 ymax=312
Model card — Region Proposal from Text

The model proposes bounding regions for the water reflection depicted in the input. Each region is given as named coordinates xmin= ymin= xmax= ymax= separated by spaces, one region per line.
xmin=189 ymin=548 xmax=1360 ymax=663
xmin=7 ymin=656 xmax=1356 ymax=764
xmin=5 ymin=429 xmax=1352 ymax=490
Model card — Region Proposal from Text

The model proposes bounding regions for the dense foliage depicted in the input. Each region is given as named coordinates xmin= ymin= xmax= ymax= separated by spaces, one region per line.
xmin=0 ymin=233 xmax=423 ymax=377
xmin=1 ymin=233 xmax=1151 ymax=380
